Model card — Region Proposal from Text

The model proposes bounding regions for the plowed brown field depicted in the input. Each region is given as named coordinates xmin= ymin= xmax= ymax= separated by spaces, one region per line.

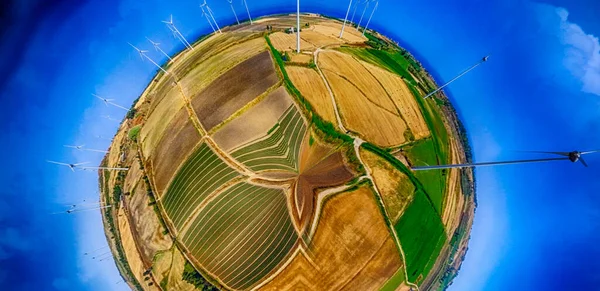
xmin=191 ymin=51 xmax=279 ymax=131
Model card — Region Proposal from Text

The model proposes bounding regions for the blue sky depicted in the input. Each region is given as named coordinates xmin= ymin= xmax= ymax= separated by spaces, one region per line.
xmin=0 ymin=0 xmax=598 ymax=290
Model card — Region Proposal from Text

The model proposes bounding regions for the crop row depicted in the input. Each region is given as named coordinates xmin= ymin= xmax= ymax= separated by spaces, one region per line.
xmin=182 ymin=182 xmax=298 ymax=290
xmin=162 ymin=142 xmax=241 ymax=229
xmin=231 ymin=105 xmax=306 ymax=173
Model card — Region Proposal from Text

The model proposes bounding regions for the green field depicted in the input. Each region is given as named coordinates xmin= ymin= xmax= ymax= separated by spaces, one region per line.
xmin=404 ymin=139 xmax=445 ymax=213
xmin=162 ymin=142 xmax=241 ymax=229
xmin=380 ymin=267 xmax=406 ymax=291
xmin=182 ymin=182 xmax=297 ymax=290
xmin=395 ymin=189 xmax=446 ymax=283
xmin=230 ymin=105 xmax=306 ymax=173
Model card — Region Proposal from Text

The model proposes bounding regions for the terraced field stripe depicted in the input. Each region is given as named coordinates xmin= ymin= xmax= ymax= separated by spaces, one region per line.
xmin=210 ymin=194 xmax=288 ymax=274
xmin=225 ymin=213 xmax=298 ymax=289
xmin=166 ymin=161 xmax=228 ymax=214
xmin=230 ymin=106 xmax=296 ymax=156
xmin=249 ymin=163 xmax=297 ymax=172
xmin=184 ymin=186 xmax=274 ymax=256
xmin=214 ymin=196 xmax=291 ymax=279
xmin=162 ymin=144 xmax=213 ymax=207
xmin=207 ymin=197 xmax=284 ymax=273
xmin=182 ymin=184 xmax=270 ymax=250
xmin=191 ymin=189 xmax=277 ymax=259
xmin=170 ymin=169 xmax=240 ymax=228
xmin=232 ymin=109 xmax=299 ymax=160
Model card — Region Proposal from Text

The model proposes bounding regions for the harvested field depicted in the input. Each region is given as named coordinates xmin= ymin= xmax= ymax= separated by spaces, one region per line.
xmin=362 ymin=61 xmax=430 ymax=139
xmin=263 ymin=185 xmax=401 ymax=290
xmin=230 ymin=105 xmax=306 ymax=174
xmin=361 ymin=149 xmax=415 ymax=223
xmin=182 ymin=182 xmax=298 ymax=290
xmin=324 ymin=71 xmax=407 ymax=147
xmin=127 ymin=180 xmax=173 ymax=262
xmin=289 ymin=53 xmax=313 ymax=64
xmin=300 ymin=30 xmax=343 ymax=48
xmin=117 ymin=208 xmax=160 ymax=291
xmin=180 ymin=37 xmax=267 ymax=103
xmin=151 ymin=107 xmax=202 ymax=196
xmin=286 ymin=66 xmax=338 ymax=126
xmin=440 ymin=138 xmax=466 ymax=235
xmin=269 ymin=32 xmax=315 ymax=52
xmin=319 ymin=51 xmax=398 ymax=113
xmin=191 ymin=51 xmax=279 ymax=131
xmin=161 ymin=142 xmax=241 ymax=230
xmin=140 ymin=86 xmax=185 ymax=158
xmin=313 ymin=23 xmax=366 ymax=43
xmin=212 ymin=87 xmax=293 ymax=152
xmin=258 ymin=252 xmax=316 ymax=290
xmin=339 ymin=238 xmax=403 ymax=290
xmin=394 ymin=190 xmax=446 ymax=284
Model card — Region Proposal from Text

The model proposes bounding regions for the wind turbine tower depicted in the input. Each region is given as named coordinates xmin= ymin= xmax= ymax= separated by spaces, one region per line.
xmin=242 ymin=0 xmax=253 ymax=24
xmin=227 ymin=0 xmax=240 ymax=25
xmin=162 ymin=15 xmax=194 ymax=50
xmin=362 ymin=0 xmax=378 ymax=36
xmin=204 ymin=1 xmax=222 ymax=33
xmin=340 ymin=0 xmax=353 ymax=38
xmin=146 ymin=37 xmax=173 ymax=62
xmin=349 ymin=0 xmax=361 ymax=25
xmin=356 ymin=0 xmax=370 ymax=31
xmin=200 ymin=4 xmax=217 ymax=33
xmin=128 ymin=42 xmax=169 ymax=75
xmin=296 ymin=0 xmax=300 ymax=53
xmin=423 ymin=56 xmax=489 ymax=99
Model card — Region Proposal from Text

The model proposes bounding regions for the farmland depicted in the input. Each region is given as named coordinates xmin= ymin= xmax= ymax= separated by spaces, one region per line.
xmin=229 ymin=105 xmax=306 ymax=174
xmin=100 ymin=14 xmax=475 ymax=291
xmin=182 ymin=182 xmax=298 ymax=290
xmin=161 ymin=142 xmax=241 ymax=230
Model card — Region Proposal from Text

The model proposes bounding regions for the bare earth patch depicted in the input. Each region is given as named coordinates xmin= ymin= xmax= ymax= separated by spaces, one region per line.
xmin=211 ymin=86 xmax=293 ymax=152
xmin=191 ymin=51 xmax=279 ymax=131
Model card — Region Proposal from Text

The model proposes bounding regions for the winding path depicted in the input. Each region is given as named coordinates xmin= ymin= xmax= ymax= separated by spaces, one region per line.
xmin=313 ymin=48 xmax=420 ymax=291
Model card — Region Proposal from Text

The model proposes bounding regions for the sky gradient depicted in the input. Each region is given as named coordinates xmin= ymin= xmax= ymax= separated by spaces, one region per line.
xmin=0 ymin=0 xmax=599 ymax=290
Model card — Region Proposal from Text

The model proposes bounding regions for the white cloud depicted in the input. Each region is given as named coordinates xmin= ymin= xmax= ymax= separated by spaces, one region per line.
xmin=554 ymin=7 xmax=600 ymax=96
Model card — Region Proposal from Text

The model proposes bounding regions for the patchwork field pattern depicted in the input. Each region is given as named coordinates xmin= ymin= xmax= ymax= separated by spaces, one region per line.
xmin=230 ymin=105 xmax=306 ymax=174
xmin=182 ymin=182 xmax=298 ymax=290
xmin=161 ymin=142 xmax=241 ymax=230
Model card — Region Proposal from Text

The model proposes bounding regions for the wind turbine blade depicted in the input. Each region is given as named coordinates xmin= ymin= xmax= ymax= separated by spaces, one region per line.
xmin=581 ymin=150 xmax=600 ymax=155
xmin=412 ymin=157 xmax=570 ymax=170
xmin=74 ymin=162 xmax=91 ymax=166
xmin=47 ymin=160 xmax=70 ymax=166
xmin=579 ymin=157 xmax=589 ymax=167
xmin=517 ymin=150 xmax=571 ymax=157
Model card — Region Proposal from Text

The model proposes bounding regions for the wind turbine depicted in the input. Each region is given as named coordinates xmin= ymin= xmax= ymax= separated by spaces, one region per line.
xmin=356 ymin=0 xmax=371 ymax=31
xmin=200 ymin=4 xmax=217 ymax=33
xmin=92 ymin=93 xmax=129 ymax=111
xmin=423 ymin=55 xmax=489 ymax=99
xmin=242 ymin=0 xmax=253 ymax=24
xmin=411 ymin=150 xmax=599 ymax=170
xmin=68 ymin=205 xmax=113 ymax=214
xmin=226 ymin=0 xmax=240 ymax=25
xmin=296 ymin=0 xmax=300 ymax=53
xmin=47 ymin=160 xmax=129 ymax=171
xmin=146 ymin=37 xmax=173 ymax=62
xmin=204 ymin=0 xmax=222 ymax=33
xmin=64 ymin=144 xmax=109 ymax=154
xmin=349 ymin=0 xmax=362 ymax=25
xmin=161 ymin=15 xmax=194 ymax=50
xmin=340 ymin=0 xmax=353 ymax=38
xmin=361 ymin=0 xmax=378 ymax=36
xmin=128 ymin=42 xmax=169 ymax=75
